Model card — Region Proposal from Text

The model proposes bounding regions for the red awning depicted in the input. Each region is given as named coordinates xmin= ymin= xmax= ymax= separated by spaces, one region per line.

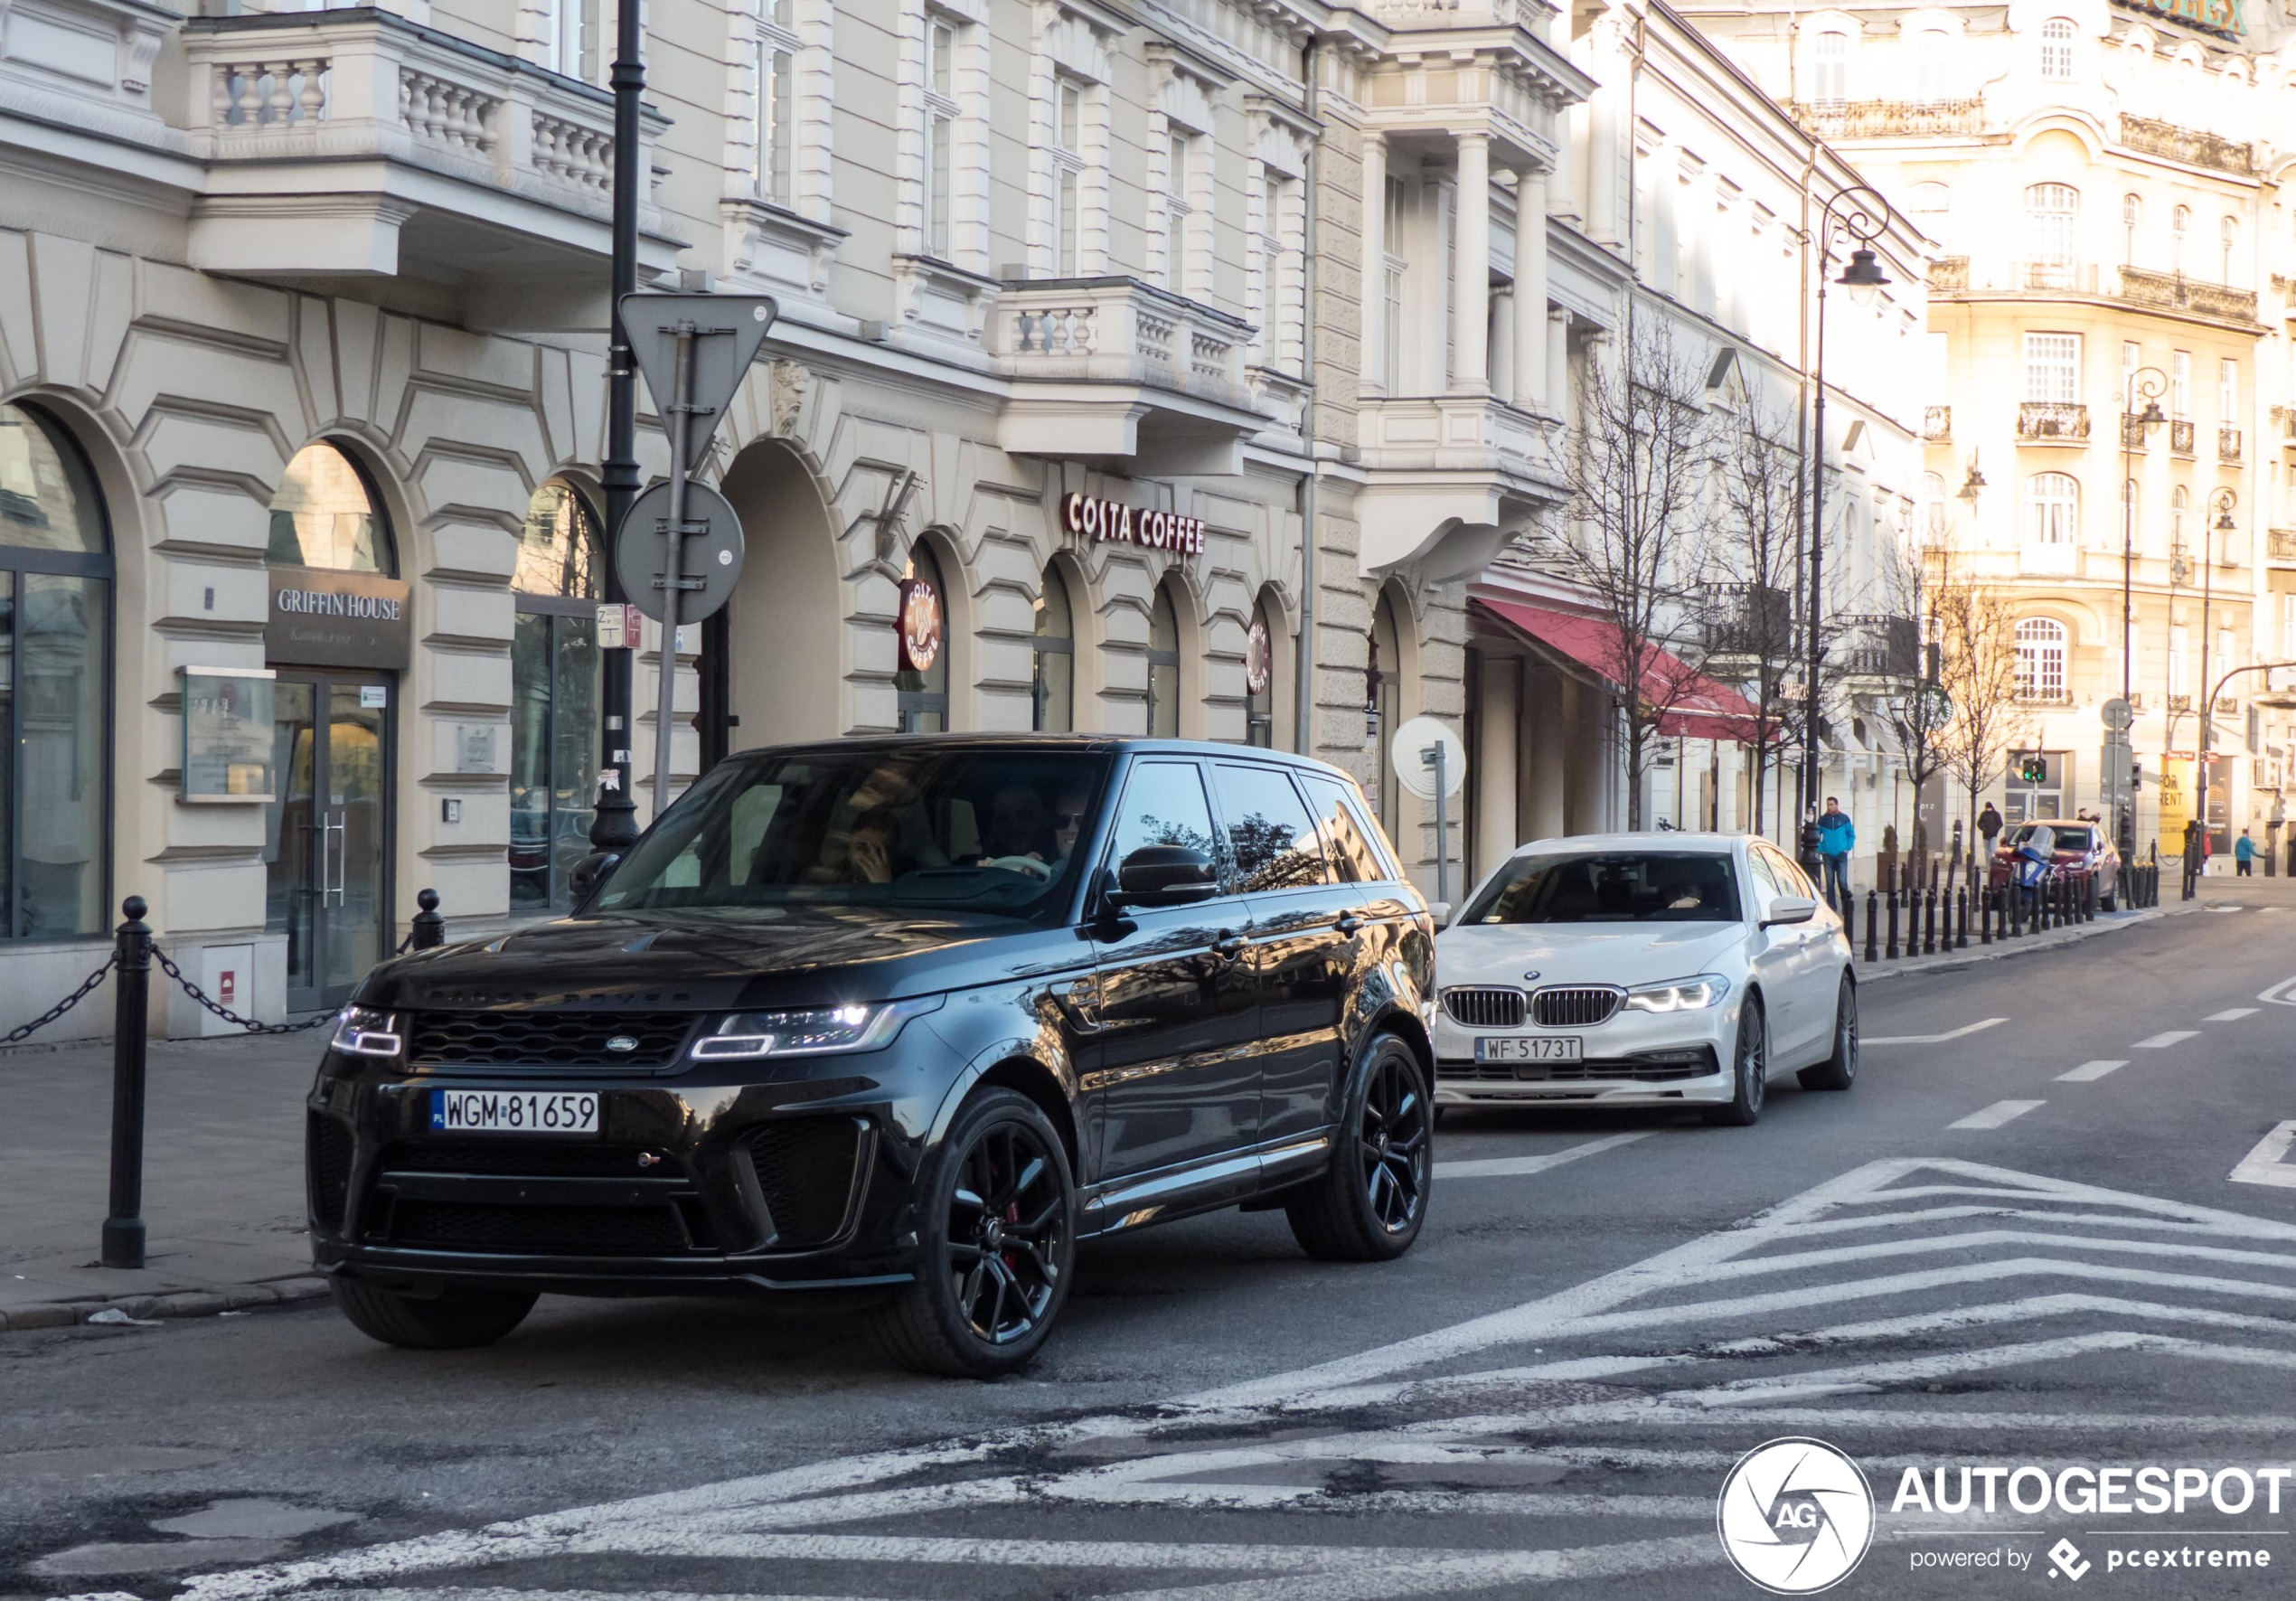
xmin=1473 ymin=598 xmax=1770 ymax=745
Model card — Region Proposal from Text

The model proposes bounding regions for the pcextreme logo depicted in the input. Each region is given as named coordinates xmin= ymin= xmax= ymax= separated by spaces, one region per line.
xmin=1717 ymin=1436 xmax=1877 ymax=1594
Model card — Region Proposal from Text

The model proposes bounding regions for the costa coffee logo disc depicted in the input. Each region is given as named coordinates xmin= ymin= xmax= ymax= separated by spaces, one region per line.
xmin=898 ymin=577 xmax=942 ymax=674
xmin=1245 ymin=616 xmax=1273 ymax=697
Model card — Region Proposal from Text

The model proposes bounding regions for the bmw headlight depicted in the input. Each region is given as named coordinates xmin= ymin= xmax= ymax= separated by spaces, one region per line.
xmin=691 ymin=995 xmax=944 ymax=1060
xmin=331 ymin=1006 xmax=403 ymax=1058
xmin=1623 ymin=975 xmax=1730 ymax=1013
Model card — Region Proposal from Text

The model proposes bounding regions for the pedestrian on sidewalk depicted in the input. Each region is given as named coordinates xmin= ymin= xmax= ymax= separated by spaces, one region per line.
xmin=1977 ymin=801 xmax=2003 ymax=863
xmin=2235 ymin=829 xmax=2256 ymax=877
xmin=1816 ymin=795 xmax=1855 ymax=902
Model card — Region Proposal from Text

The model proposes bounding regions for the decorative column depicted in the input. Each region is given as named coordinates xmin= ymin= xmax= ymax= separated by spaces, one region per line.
xmin=1452 ymin=131 xmax=1491 ymax=395
xmin=1475 ymin=655 xmax=1521 ymax=880
xmin=1548 ymin=310 xmax=1571 ymax=424
xmin=1511 ymin=169 xmax=1549 ymax=410
xmin=1360 ymin=130 xmax=1388 ymax=398
xmin=1586 ymin=23 xmax=1623 ymax=245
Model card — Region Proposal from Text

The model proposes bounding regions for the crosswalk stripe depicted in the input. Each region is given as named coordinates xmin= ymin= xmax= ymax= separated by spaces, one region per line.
xmin=2056 ymin=1059 xmax=2127 ymax=1081
xmin=1949 ymin=1099 xmax=2044 ymax=1129
xmin=2231 ymin=1122 xmax=2296 ymax=1191
xmin=2132 ymin=1030 xmax=2198 ymax=1048
xmin=1435 ymin=1130 xmax=1651 ymax=1179
xmin=2207 ymin=1008 xmax=2260 ymax=1022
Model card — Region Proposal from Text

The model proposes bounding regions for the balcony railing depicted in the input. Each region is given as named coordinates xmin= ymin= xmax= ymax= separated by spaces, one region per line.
xmin=1923 ymin=406 xmax=1952 ymax=441
xmin=2119 ymin=114 xmax=2254 ymax=176
xmin=2221 ymin=427 xmax=2243 ymax=463
xmin=2120 ymin=413 xmax=2151 ymax=449
xmin=2170 ymin=419 xmax=2196 ymax=456
xmin=1833 ymin=614 xmax=1921 ymax=679
xmin=1789 ymin=99 xmax=1983 ymax=139
xmin=2169 ymin=694 xmax=2193 ymax=713
xmin=995 ymin=277 xmax=1252 ymax=405
xmin=1699 ymin=583 xmax=1793 ymax=659
xmin=2017 ymin=402 xmax=2090 ymax=442
xmin=2266 ymin=529 xmax=2296 ymax=565
xmin=2118 ymin=267 xmax=2258 ymax=325
xmin=1929 ymin=257 xmax=1969 ymax=293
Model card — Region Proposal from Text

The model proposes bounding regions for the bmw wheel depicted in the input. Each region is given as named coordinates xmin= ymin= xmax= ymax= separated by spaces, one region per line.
xmin=1799 ymin=975 xmax=1858 ymax=1092
xmin=1705 ymin=1000 xmax=1767 ymax=1126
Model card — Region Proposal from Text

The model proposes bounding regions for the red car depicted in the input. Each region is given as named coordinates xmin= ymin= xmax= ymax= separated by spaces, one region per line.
xmin=1987 ymin=819 xmax=2122 ymax=910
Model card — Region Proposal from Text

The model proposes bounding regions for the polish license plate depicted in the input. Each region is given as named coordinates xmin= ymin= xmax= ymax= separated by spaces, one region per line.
xmin=429 ymin=1089 xmax=598 ymax=1135
xmin=1474 ymin=1036 xmax=1582 ymax=1064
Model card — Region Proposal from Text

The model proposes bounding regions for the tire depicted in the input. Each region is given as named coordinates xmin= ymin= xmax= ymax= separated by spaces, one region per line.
xmin=1704 ymin=1000 xmax=1767 ymax=1126
xmin=869 ymin=1087 xmax=1077 ymax=1380
xmin=333 ymin=1278 xmax=537 ymax=1350
xmin=1285 ymin=1034 xmax=1431 ymax=1262
xmin=1799 ymin=975 xmax=1858 ymax=1092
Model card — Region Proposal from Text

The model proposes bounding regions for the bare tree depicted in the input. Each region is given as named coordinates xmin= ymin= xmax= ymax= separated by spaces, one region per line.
xmin=1558 ymin=318 xmax=1724 ymax=830
xmin=1700 ymin=393 xmax=1800 ymax=837
xmin=1877 ymin=538 xmax=1953 ymax=885
xmin=1935 ymin=566 xmax=2034 ymax=855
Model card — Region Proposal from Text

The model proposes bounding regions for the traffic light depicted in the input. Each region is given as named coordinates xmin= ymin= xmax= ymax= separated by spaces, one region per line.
xmin=2018 ymin=753 xmax=2049 ymax=786
xmin=2131 ymin=758 xmax=2143 ymax=793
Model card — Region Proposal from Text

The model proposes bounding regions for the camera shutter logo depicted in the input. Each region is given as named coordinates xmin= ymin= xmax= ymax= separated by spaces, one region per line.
xmin=1716 ymin=1437 xmax=1874 ymax=1594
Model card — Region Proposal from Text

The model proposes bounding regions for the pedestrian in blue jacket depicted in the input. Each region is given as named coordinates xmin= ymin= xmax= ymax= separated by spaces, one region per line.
xmin=1816 ymin=796 xmax=1855 ymax=901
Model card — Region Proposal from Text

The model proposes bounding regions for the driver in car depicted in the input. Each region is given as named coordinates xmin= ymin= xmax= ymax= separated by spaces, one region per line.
xmin=973 ymin=786 xmax=1054 ymax=877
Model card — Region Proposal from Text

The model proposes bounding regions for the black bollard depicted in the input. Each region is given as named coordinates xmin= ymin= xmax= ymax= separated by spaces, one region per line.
xmin=1955 ymin=886 xmax=1969 ymax=949
xmin=1886 ymin=887 xmax=1900 ymax=959
xmin=2010 ymin=881 xmax=2024 ymax=937
xmin=1924 ymin=886 xmax=1938 ymax=955
xmin=410 ymin=887 xmax=446 ymax=951
xmin=1981 ymin=886 xmax=1994 ymax=945
xmin=1864 ymin=890 xmax=1879 ymax=964
xmin=1840 ymin=886 xmax=1856 ymax=951
xmin=102 ymin=896 xmax=153 ymax=1270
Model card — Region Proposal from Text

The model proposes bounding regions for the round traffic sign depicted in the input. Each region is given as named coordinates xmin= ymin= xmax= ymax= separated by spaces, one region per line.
xmin=2101 ymin=696 xmax=2134 ymax=732
xmin=1392 ymin=715 xmax=1466 ymax=800
xmin=614 ymin=481 xmax=745 ymax=625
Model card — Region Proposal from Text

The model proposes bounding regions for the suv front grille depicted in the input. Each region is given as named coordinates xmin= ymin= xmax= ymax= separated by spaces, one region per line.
xmin=1530 ymin=986 xmax=1624 ymax=1028
xmin=377 ymin=1142 xmax=665 ymax=1179
xmin=381 ymin=1201 xmax=701 ymax=1255
xmin=307 ymin=1114 xmax=353 ymax=1233
xmin=1443 ymin=987 xmax=1527 ymax=1029
xmin=406 ymin=1010 xmax=698 ymax=1069
xmin=749 ymin=1119 xmax=865 ymax=1248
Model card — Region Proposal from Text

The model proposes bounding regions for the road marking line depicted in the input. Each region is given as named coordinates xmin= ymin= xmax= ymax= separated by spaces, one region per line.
xmin=1864 ymin=1017 xmax=2008 ymax=1046
xmin=2263 ymin=976 xmax=2296 ymax=1006
xmin=1435 ymin=1130 xmax=1652 ymax=1180
xmin=2231 ymin=1122 xmax=2296 ymax=1191
xmin=2207 ymin=1008 xmax=2260 ymax=1022
xmin=2056 ymin=1059 xmax=2128 ymax=1082
xmin=1950 ymin=1100 xmax=2045 ymax=1130
xmin=2132 ymin=1031 xmax=2198 ymax=1049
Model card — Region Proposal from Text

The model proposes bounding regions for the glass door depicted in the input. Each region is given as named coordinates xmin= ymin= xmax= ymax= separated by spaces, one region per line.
xmin=266 ymin=673 xmax=392 ymax=1012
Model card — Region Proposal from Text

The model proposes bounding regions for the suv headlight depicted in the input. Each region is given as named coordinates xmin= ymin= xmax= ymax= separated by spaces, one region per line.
xmin=331 ymin=1006 xmax=403 ymax=1058
xmin=692 ymin=995 xmax=945 ymax=1060
xmin=1624 ymin=975 xmax=1730 ymax=1013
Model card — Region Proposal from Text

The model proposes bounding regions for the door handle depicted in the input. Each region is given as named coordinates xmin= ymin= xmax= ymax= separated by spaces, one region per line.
xmin=1209 ymin=930 xmax=1247 ymax=959
xmin=326 ymin=811 xmax=348 ymax=906
xmin=1336 ymin=914 xmax=1366 ymax=936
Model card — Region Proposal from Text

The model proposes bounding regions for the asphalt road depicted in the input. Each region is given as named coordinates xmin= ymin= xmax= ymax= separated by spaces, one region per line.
xmin=8 ymin=890 xmax=2296 ymax=1600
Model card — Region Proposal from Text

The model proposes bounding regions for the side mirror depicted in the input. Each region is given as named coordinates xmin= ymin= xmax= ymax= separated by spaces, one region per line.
xmin=1112 ymin=844 xmax=1219 ymax=908
xmin=1761 ymin=894 xmax=1818 ymax=928
xmin=568 ymin=851 xmax=622 ymax=907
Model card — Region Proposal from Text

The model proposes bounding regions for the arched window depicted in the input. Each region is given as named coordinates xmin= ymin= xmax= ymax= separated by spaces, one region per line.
xmin=1369 ymin=589 xmax=1404 ymax=828
xmin=267 ymin=440 xmax=394 ymax=574
xmin=1145 ymin=582 xmax=1181 ymax=738
xmin=1031 ymin=562 xmax=1075 ymax=733
xmin=2015 ymin=617 xmax=2068 ymax=702
xmin=2038 ymin=18 xmax=2075 ymax=80
xmin=2025 ymin=472 xmax=2079 ymax=546
xmin=0 ymin=402 xmax=110 ymax=939
xmin=509 ymin=482 xmax=603 ymax=912
xmin=896 ymin=542 xmax=951 ymax=733
xmin=2121 ymin=194 xmax=2140 ymax=264
xmin=1811 ymin=31 xmax=1850 ymax=104
xmin=1245 ymin=594 xmax=1278 ymax=748
xmin=2024 ymin=184 xmax=2078 ymax=285
xmin=1909 ymin=181 xmax=1949 ymax=216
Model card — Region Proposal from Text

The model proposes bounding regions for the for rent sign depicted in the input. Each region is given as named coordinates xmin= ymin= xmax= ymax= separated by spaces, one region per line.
xmin=1061 ymin=492 xmax=1206 ymax=556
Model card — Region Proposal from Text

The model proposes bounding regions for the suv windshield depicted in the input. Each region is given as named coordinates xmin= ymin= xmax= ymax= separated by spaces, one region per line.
xmin=595 ymin=748 xmax=1111 ymax=918
xmin=1462 ymin=852 xmax=1742 ymax=925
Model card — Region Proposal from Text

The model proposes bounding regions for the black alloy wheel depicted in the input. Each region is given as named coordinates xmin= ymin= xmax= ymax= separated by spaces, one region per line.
xmin=332 ymin=1278 xmax=538 ymax=1350
xmin=870 ymin=1087 xmax=1076 ymax=1379
xmin=1706 ymin=1000 xmax=1767 ymax=1126
xmin=1800 ymin=975 xmax=1858 ymax=1092
xmin=1285 ymin=1035 xmax=1431 ymax=1262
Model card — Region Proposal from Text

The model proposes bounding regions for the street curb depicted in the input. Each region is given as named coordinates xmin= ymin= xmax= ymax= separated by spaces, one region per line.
xmin=0 ymin=1273 xmax=330 ymax=1333
xmin=1853 ymin=899 xmax=2195 ymax=984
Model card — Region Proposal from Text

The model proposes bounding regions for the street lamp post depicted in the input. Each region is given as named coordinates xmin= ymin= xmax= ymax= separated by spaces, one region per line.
xmin=2117 ymin=366 xmax=2165 ymax=861
xmin=2191 ymin=488 xmax=2236 ymax=890
xmin=588 ymin=0 xmax=646 ymax=868
xmin=1801 ymin=184 xmax=1894 ymax=876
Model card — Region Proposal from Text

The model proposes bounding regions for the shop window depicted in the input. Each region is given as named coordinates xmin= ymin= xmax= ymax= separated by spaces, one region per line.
xmin=267 ymin=441 xmax=395 ymax=575
xmin=0 ymin=403 xmax=110 ymax=941
xmin=1146 ymin=583 xmax=1181 ymax=738
xmin=1245 ymin=595 xmax=1278 ymax=748
xmin=510 ymin=482 xmax=603 ymax=913
xmin=898 ymin=542 xmax=951 ymax=732
xmin=1370 ymin=589 xmax=1403 ymax=829
xmin=1032 ymin=563 xmax=1075 ymax=733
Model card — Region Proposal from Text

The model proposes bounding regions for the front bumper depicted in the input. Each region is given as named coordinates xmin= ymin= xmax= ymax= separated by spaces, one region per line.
xmin=1431 ymin=1003 xmax=1735 ymax=1105
xmin=305 ymin=1037 xmax=953 ymax=1297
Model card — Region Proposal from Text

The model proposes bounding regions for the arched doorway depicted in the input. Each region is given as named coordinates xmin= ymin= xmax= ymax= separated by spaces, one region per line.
xmin=0 ymin=401 xmax=111 ymax=941
xmin=510 ymin=481 xmax=603 ymax=912
xmin=1369 ymin=589 xmax=1406 ymax=829
xmin=716 ymin=441 xmax=842 ymax=751
xmin=1146 ymin=580 xmax=1183 ymax=738
xmin=263 ymin=439 xmax=401 ymax=1010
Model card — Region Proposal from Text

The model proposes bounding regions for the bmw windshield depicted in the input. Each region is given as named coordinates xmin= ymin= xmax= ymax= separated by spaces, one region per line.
xmin=1463 ymin=852 xmax=1744 ymax=925
xmin=596 ymin=748 xmax=1112 ymax=918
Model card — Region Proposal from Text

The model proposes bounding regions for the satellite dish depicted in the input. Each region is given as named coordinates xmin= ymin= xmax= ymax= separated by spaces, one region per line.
xmin=1392 ymin=716 xmax=1466 ymax=801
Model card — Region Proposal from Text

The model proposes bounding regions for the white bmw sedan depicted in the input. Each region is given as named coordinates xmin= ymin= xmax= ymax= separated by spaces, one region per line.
xmin=1432 ymin=833 xmax=1857 ymax=1125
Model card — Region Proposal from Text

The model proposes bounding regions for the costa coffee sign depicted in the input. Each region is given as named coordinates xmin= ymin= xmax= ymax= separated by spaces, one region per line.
xmin=1245 ymin=615 xmax=1273 ymax=697
xmin=897 ymin=575 xmax=942 ymax=674
xmin=1061 ymin=492 xmax=1206 ymax=556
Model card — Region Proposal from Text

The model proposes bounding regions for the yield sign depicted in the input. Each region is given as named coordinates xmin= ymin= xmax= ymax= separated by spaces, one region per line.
xmin=617 ymin=292 xmax=777 ymax=472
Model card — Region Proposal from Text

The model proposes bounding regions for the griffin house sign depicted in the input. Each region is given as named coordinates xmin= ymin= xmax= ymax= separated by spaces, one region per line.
xmin=1061 ymin=492 xmax=1207 ymax=556
xmin=267 ymin=566 xmax=413 ymax=670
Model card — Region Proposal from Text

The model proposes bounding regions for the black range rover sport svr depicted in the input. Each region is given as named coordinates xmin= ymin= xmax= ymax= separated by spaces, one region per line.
xmin=307 ymin=736 xmax=1437 ymax=1376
